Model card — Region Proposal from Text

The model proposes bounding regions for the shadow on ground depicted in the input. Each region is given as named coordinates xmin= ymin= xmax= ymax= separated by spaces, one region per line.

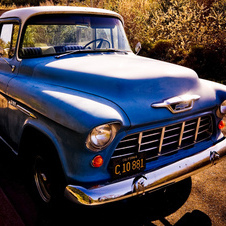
xmin=0 ymin=144 xmax=212 ymax=226
xmin=34 ymin=178 xmax=211 ymax=226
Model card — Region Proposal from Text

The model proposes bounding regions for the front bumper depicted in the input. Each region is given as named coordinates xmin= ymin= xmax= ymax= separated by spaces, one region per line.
xmin=65 ymin=138 xmax=226 ymax=206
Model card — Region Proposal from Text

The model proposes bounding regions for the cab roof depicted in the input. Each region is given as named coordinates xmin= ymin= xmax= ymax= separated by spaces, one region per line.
xmin=0 ymin=6 xmax=124 ymax=25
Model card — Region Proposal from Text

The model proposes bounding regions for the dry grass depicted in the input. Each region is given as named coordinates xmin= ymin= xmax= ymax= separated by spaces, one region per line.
xmin=1 ymin=0 xmax=225 ymax=82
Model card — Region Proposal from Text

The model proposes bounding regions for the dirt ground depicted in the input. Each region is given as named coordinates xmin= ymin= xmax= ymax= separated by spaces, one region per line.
xmin=152 ymin=160 xmax=226 ymax=226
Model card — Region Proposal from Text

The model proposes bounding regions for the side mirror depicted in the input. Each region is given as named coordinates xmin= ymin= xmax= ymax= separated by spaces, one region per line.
xmin=135 ymin=42 xmax=142 ymax=55
xmin=0 ymin=47 xmax=16 ymax=72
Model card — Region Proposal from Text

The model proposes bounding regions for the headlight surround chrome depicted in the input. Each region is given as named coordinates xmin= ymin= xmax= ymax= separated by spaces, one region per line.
xmin=86 ymin=123 xmax=120 ymax=152
xmin=217 ymin=100 xmax=226 ymax=118
xmin=220 ymin=100 xmax=226 ymax=115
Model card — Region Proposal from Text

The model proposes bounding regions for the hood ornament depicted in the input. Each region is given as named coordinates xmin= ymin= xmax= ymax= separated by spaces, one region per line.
xmin=151 ymin=94 xmax=200 ymax=114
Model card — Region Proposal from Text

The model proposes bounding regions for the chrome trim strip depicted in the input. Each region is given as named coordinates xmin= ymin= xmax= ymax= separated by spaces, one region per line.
xmin=65 ymin=138 xmax=226 ymax=206
xmin=162 ymin=140 xmax=178 ymax=147
xmin=9 ymin=100 xmax=37 ymax=119
xmin=115 ymin=145 xmax=137 ymax=151
xmin=164 ymin=133 xmax=180 ymax=139
xmin=158 ymin=127 xmax=165 ymax=154
xmin=120 ymin=137 xmax=137 ymax=143
xmin=182 ymin=134 xmax=195 ymax=140
xmin=143 ymin=131 xmax=160 ymax=138
xmin=111 ymin=152 xmax=134 ymax=159
xmin=199 ymin=123 xmax=210 ymax=129
xmin=141 ymin=139 xmax=159 ymax=146
xmin=141 ymin=146 xmax=158 ymax=152
xmin=198 ymin=129 xmax=211 ymax=135
xmin=185 ymin=121 xmax=197 ymax=126
xmin=138 ymin=132 xmax=143 ymax=152
xmin=194 ymin=117 xmax=201 ymax=142
xmin=16 ymin=104 xmax=37 ymax=119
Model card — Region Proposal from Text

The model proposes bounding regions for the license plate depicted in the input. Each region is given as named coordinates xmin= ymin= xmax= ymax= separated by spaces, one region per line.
xmin=111 ymin=153 xmax=146 ymax=179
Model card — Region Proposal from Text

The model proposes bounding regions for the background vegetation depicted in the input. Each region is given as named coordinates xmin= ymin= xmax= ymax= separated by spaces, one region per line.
xmin=0 ymin=0 xmax=225 ymax=83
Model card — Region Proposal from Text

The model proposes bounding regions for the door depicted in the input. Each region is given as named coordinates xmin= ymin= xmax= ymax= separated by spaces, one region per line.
xmin=0 ymin=21 xmax=20 ymax=142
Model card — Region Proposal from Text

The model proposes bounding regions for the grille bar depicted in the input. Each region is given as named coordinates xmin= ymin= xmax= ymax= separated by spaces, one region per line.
xmin=112 ymin=115 xmax=213 ymax=161
xmin=159 ymin=127 xmax=165 ymax=154
xmin=178 ymin=121 xmax=185 ymax=147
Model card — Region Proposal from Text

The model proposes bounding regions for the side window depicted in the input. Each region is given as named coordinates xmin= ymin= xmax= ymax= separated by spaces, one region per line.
xmin=0 ymin=23 xmax=19 ymax=58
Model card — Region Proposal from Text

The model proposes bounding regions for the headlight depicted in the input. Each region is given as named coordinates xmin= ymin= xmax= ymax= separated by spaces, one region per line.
xmin=86 ymin=123 xmax=120 ymax=152
xmin=220 ymin=100 xmax=226 ymax=115
xmin=217 ymin=100 xmax=226 ymax=118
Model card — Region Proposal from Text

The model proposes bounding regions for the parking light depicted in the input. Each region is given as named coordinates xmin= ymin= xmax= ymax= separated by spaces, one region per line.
xmin=92 ymin=155 xmax=104 ymax=168
xmin=218 ymin=120 xmax=225 ymax=130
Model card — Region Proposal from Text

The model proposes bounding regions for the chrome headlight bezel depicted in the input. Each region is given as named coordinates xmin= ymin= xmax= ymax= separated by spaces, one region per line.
xmin=220 ymin=100 xmax=226 ymax=115
xmin=217 ymin=100 xmax=226 ymax=118
xmin=86 ymin=123 xmax=120 ymax=152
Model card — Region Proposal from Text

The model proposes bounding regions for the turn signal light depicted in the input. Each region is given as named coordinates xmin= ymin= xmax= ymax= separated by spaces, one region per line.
xmin=92 ymin=155 xmax=104 ymax=168
xmin=218 ymin=120 xmax=225 ymax=130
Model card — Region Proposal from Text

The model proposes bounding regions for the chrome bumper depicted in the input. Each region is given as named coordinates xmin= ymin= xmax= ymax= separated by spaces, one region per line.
xmin=65 ymin=138 xmax=226 ymax=206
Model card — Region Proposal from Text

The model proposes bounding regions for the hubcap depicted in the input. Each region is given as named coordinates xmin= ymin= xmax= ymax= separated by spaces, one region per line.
xmin=34 ymin=157 xmax=52 ymax=203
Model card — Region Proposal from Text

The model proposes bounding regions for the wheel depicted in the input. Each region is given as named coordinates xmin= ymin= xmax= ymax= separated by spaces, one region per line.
xmin=83 ymin=38 xmax=110 ymax=49
xmin=31 ymin=149 xmax=65 ymax=205
xmin=33 ymin=155 xmax=52 ymax=203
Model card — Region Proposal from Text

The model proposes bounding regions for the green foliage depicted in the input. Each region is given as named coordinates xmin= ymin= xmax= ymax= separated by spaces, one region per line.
xmin=0 ymin=0 xmax=225 ymax=82
xmin=83 ymin=0 xmax=226 ymax=82
xmin=141 ymin=40 xmax=173 ymax=62
xmin=107 ymin=0 xmax=226 ymax=83
xmin=182 ymin=44 xmax=226 ymax=83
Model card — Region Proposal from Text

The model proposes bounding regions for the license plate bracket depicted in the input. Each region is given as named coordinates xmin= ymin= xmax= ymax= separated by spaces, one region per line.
xmin=111 ymin=153 xmax=146 ymax=179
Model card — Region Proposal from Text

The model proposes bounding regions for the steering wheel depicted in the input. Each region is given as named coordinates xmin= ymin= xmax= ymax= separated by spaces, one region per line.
xmin=83 ymin=38 xmax=110 ymax=49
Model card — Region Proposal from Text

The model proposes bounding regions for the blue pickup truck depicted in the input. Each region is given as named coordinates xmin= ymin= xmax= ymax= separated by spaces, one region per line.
xmin=0 ymin=6 xmax=226 ymax=205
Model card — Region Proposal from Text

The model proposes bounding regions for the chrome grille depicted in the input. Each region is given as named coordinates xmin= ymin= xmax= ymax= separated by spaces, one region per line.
xmin=113 ymin=115 xmax=213 ymax=161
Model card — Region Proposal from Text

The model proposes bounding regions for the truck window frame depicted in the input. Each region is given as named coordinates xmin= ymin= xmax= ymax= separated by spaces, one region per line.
xmin=0 ymin=18 xmax=20 ymax=59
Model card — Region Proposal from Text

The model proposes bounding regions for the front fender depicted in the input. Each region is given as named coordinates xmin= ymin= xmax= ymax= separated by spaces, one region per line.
xmin=20 ymin=117 xmax=78 ymax=181
xmin=200 ymin=79 xmax=226 ymax=104
xmin=7 ymin=76 xmax=131 ymax=133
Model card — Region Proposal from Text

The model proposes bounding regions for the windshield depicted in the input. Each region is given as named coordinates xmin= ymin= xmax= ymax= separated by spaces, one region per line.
xmin=19 ymin=14 xmax=131 ymax=58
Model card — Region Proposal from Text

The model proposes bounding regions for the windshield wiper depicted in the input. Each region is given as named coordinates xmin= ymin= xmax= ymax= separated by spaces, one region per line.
xmin=55 ymin=49 xmax=85 ymax=59
xmin=99 ymin=49 xmax=129 ymax=54
xmin=55 ymin=48 xmax=128 ymax=59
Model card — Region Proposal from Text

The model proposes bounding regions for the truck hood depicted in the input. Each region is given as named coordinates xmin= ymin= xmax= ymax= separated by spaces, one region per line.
xmin=22 ymin=53 xmax=217 ymax=126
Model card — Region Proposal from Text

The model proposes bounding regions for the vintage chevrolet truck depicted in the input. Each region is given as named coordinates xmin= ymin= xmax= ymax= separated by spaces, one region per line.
xmin=0 ymin=6 xmax=226 ymax=205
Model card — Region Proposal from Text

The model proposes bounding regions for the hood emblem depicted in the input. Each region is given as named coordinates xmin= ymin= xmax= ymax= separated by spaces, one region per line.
xmin=151 ymin=94 xmax=200 ymax=114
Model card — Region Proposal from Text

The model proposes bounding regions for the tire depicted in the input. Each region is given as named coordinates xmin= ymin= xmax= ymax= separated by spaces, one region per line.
xmin=31 ymin=148 xmax=65 ymax=205
xmin=33 ymin=155 xmax=52 ymax=203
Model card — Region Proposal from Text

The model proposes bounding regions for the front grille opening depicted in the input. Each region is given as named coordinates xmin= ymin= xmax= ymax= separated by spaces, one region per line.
xmin=112 ymin=114 xmax=213 ymax=162
xmin=140 ymin=128 xmax=161 ymax=158
xmin=181 ymin=119 xmax=197 ymax=148
xmin=114 ymin=134 xmax=139 ymax=157
xmin=197 ymin=116 xmax=213 ymax=142
xmin=161 ymin=124 xmax=181 ymax=155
